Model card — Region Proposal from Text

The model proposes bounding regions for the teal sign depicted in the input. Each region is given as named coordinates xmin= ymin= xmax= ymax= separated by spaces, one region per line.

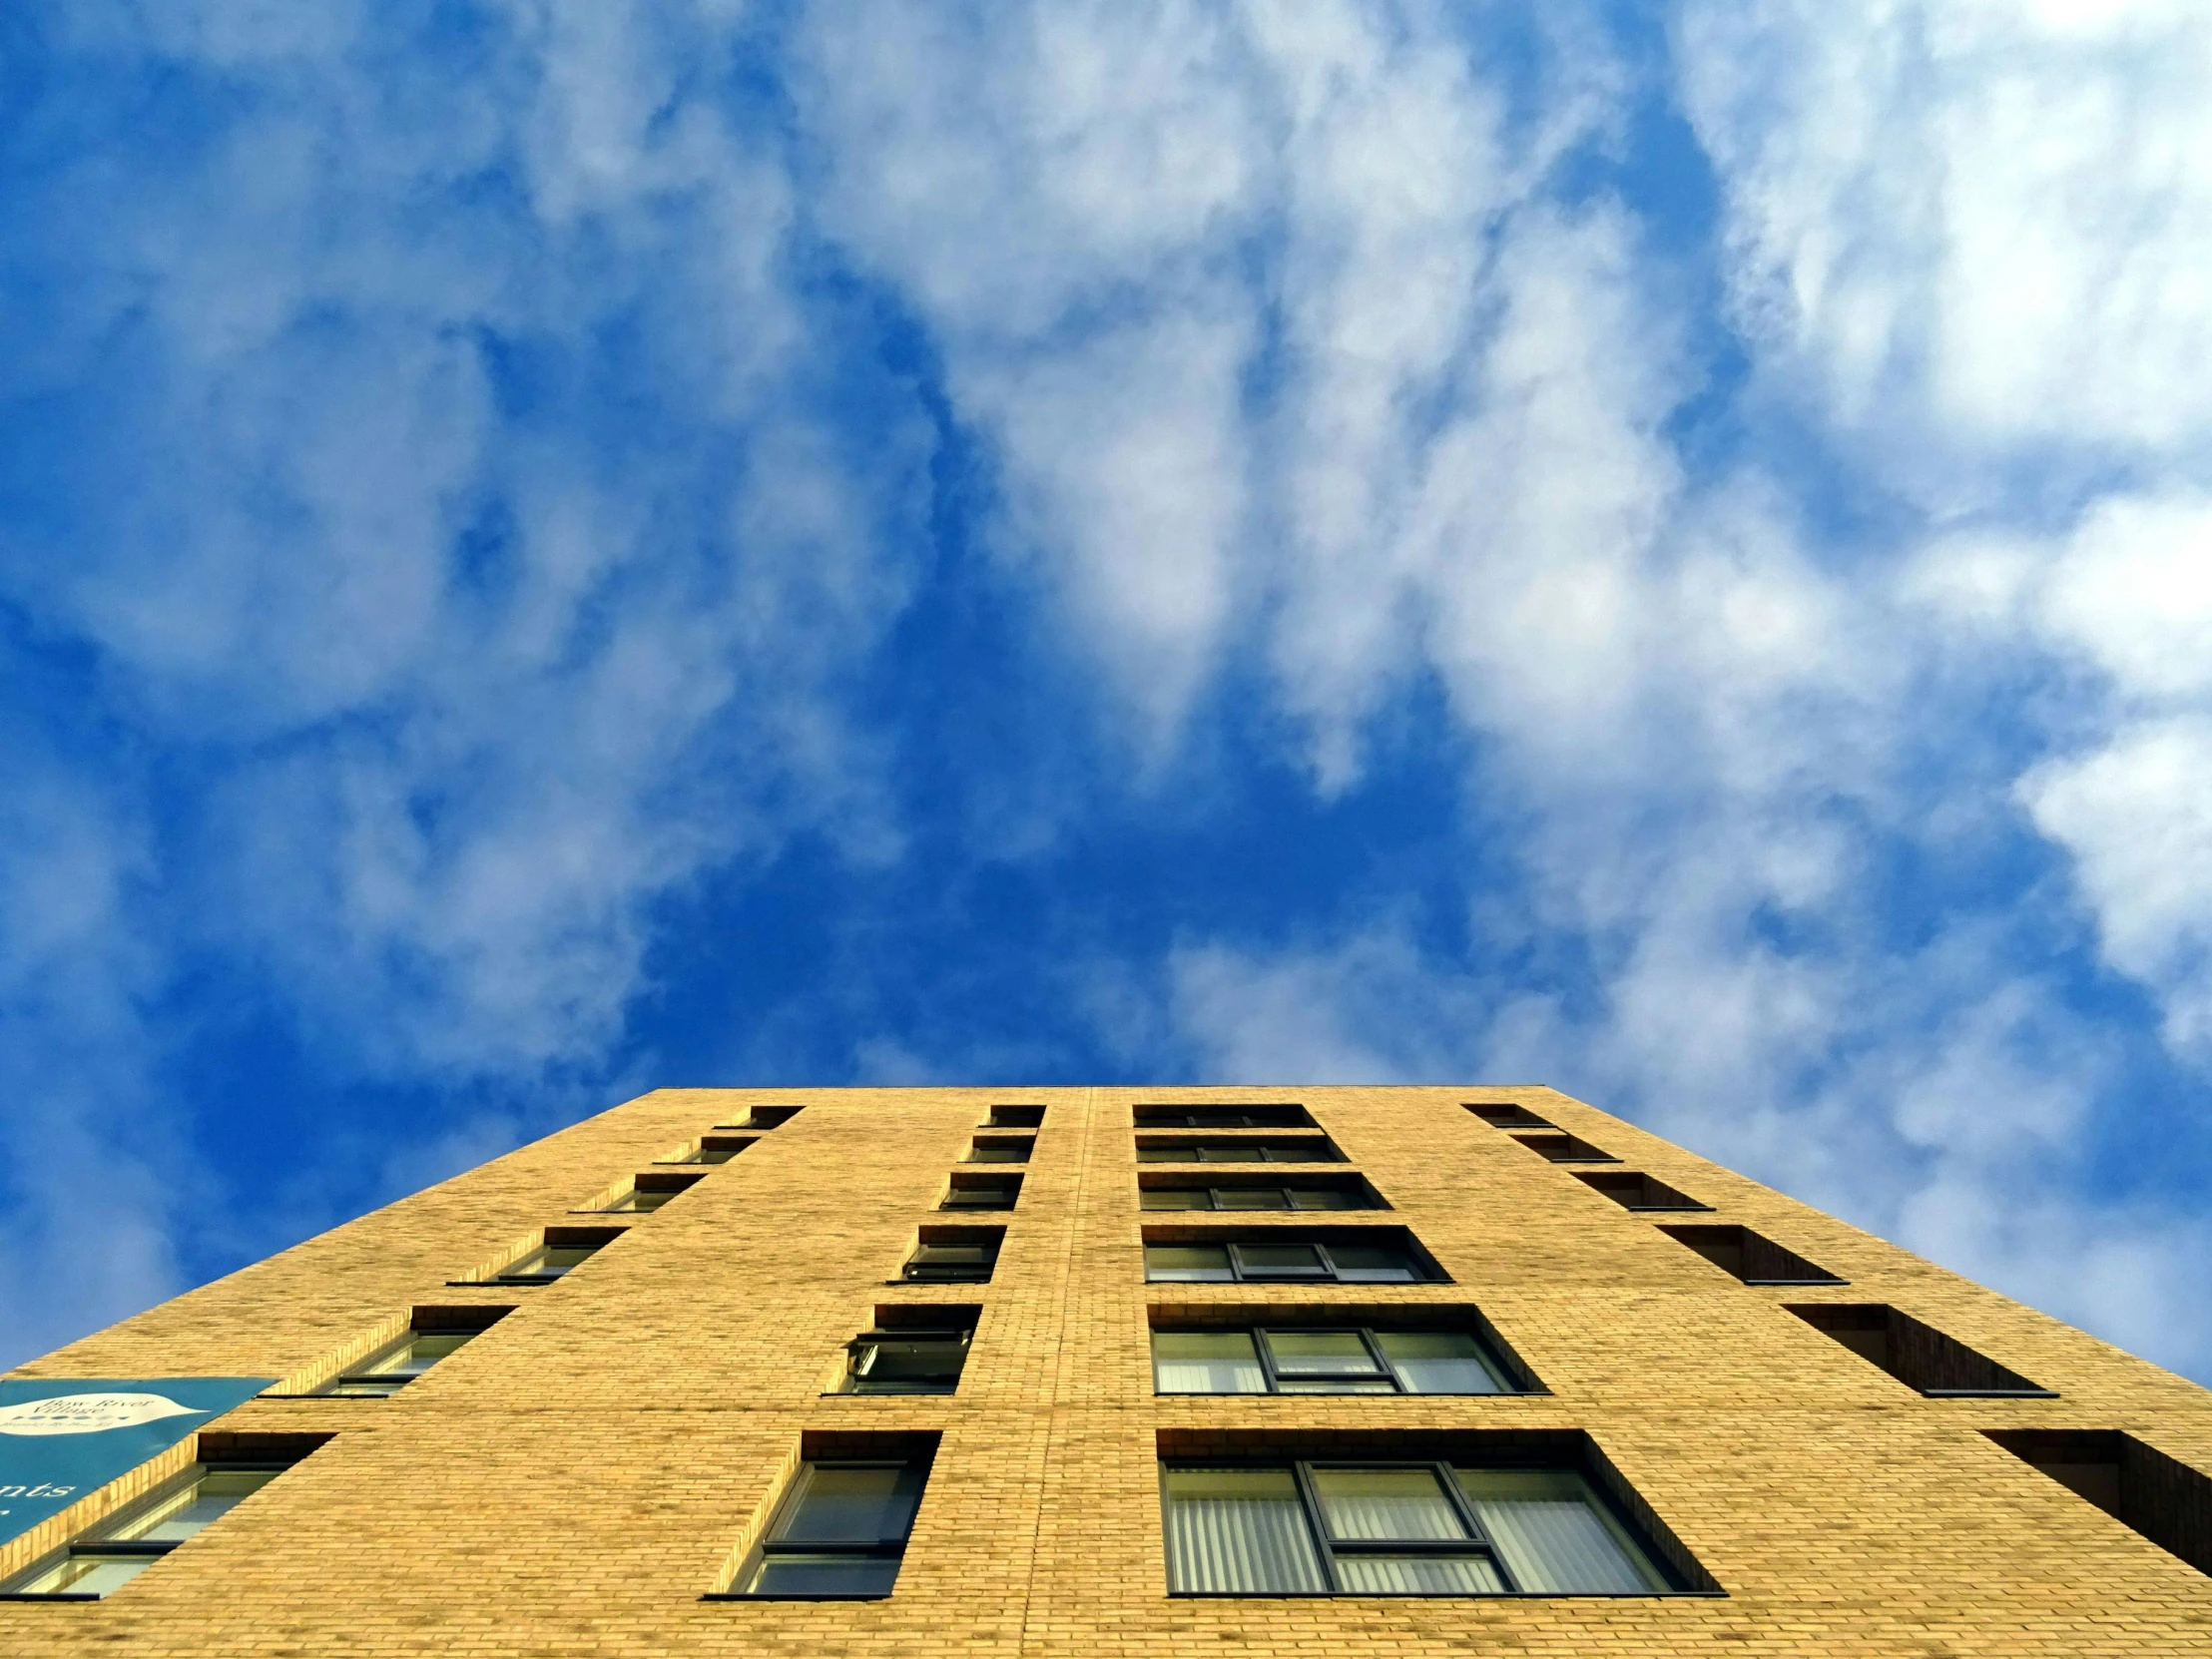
xmin=0 ymin=1378 xmax=272 ymax=1547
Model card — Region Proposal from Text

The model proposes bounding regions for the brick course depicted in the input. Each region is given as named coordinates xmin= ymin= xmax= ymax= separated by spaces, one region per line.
xmin=4 ymin=1084 xmax=2209 ymax=1655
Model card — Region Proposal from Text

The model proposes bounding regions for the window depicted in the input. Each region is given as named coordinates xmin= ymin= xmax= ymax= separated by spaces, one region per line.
xmin=725 ymin=1105 xmax=803 ymax=1130
xmin=1657 ymin=1225 xmax=1842 ymax=1286
xmin=1985 ymin=1430 xmax=2212 ymax=1579
xmin=597 ymin=1172 xmax=702 ymax=1214
xmin=1789 ymin=1305 xmax=2053 ymax=1396
xmin=983 ymin=1104 xmax=1045 ymax=1129
xmin=902 ymin=1228 xmax=1003 ymax=1283
xmin=1160 ymin=1460 xmax=1674 ymax=1596
xmin=837 ymin=1311 xmax=978 ymax=1394
xmin=1135 ymin=1104 xmax=1314 ymax=1129
xmin=317 ymin=1319 xmax=500 ymax=1396
xmin=1572 ymin=1171 xmax=1710 ymax=1212
xmin=1142 ymin=1234 xmax=1439 ymax=1285
xmin=1154 ymin=1328 xmax=1519 ymax=1395
xmin=964 ymin=1136 xmax=1033 ymax=1164
xmin=1465 ymin=1102 xmax=1553 ymax=1129
xmin=661 ymin=1135 xmax=755 ymax=1166
xmin=1511 ymin=1132 xmax=1617 ymax=1164
xmin=1136 ymin=1138 xmax=1342 ymax=1164
xmin=723 ymin=1457 xmax=932 ymax=1599
xmin=1 ymin=1438 xmax=324 ymax=1601
xmin=486 ymin=1228 xmax=621 ymax=1286
xmin=940 ymin=1172 xmax=1021 ymax=1211
xmin=1140 ymin=1180 xmax=1377 ymax=1211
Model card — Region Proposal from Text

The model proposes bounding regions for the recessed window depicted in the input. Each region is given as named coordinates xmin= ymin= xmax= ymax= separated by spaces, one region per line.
xmin=983 ymin=1105 xmax=1045 ymax=1129
xmin=1136 ymin=1137 xmax=1343 ymax=1164
xmin=597 ymin=1171 xmax=704 ymax=1214
xmin=736 ymin=1105 xmax=804 ymax=1129
xmin=661 ymin=1135 xmax=756 ymax=1166
xmin=1 ymin=1437 xmax=326 ymax=1600
xmin=1511 ymin=1132 xmax=1617 ymax=1164
xmin=1465 ymin=1102 xmax=1553 ymax=1129
xmin=902 ymin=1227 xmax=1003 ymax=1283
xmin=1140 ymin=1179 xmax=1379 ymax=1212
xmin=1985 ymin=1430 xmax=2212 ymax=1578
xmin=1159 ymin=1459 xmax=1675 ymax=1597
xmin=484 ymin=1227 xmax=622 ymax=1286
xmin=1135 ymin=1104 xmax=1315 ymax=1129
xmin=1658 ymin=1224 xmax=1842 ymax=1286
xmin=1573 ymin=1171 xmax=1710 ymax=1212
xmin=1789 ymin=1305 xmax=2052 ymax=1395
xmin=1154 ymin=1327 xmax=1521 ymax=1395
xmin=721 ymin=1453 xmax=934 ymax=1599
xmin=1142 ymin=1231 xmax=1441 ymax=1285
xmin=316 ymin=1309 xmax=510 ymax=1396
xmin=940 ymin=1172 xmax=1021 ymax=1211
xmin=837 ymin=1310 xmax=979 ymax=1395
xmin=964 ymin=1136 xmax=1034 ymax=1164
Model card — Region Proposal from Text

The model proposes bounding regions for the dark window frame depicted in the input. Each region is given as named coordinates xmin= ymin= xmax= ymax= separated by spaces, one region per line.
xmin=900 ymin=1227 xmax=1004 ymax=1284
xmin=1135 ymin=1104 xmax=1316 ymax=1130
xmin=1158 ymin=1456 xmax=1680 ymax=1599
xmin=983 ymin=1105 xmax=1046 ymax=1129
xmin=940 ymin=1171 xmax=1022 ymax=1211
xmin=1152 ymin=1325 xmax=1523 ymax=1395
xmin=1143 ymin=1236 xmax=1440 ymax=1285
xmin=1139 ymin=1182 xmax=1381 ymax=1212
xmin=836 ymin=1327 xmax=974 ymax=1395
xmin=710 ymin=1457 xmax=931 ymax=1602
xmin=964 ymin=1135 xmax=1034 ymax=1165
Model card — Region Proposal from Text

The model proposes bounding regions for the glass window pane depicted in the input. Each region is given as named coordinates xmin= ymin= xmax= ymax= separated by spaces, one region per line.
xmin=779 ymin=1465 xmax=922 ymax=1544
xmin=850 ymin=1337 xmax=965 ymax=1392
xmin=1140 ymin=1188 xmax=1211 ymax=1210
xmin=1135 ymin=1145 xmax=1186 ymax=1163
xmin=696 ymin=1146 xmax=739 ymax=1163
xmin=1162 ymin=1467 xmax=1328 ymax=1594
xmin=1153 ymin=1331 xmax=1266 ymax=1393
xmin=1213 ymin=1189 xmax=1290 ymax=1210
xmin=359 ymin=1332 xmax=472 ymax=1380
xmin=1261 ymin=1331 xmax=1383 ymax=1377
xmin=1145 ymin=1244 xmax=1233 ymax=1282
xmin=1310 ymin=1467 xmax=1470 ymax=1541
xmin=1376 ymin=1332 xmax=1509 ymax=1394
xmin=1194 ymin=1145 xmax=1253 ymax=1162
xmin=966 ymin=1145 xmax=1026 ymax=1163
xmin=1450 ymin=1468 xmax=1667 ymax=1593
xmin=1288 ymin=1187 xmax=1358 ymax=1210
xmin=1333 ymin=1554 xmax=1505 ymax=1595
xmin=1324 ymin=1245 xmax=1417 ymax=1283
xmin=1233 ymin=1244 xmax=1328 ymax=1279
xmin=13 ymin=1552 xmax=156 ymax=1597
xmin=745 ymin=1554 xmax=900 ymax=1596
xmin=107 ymin=1469 xmax=276 ymax=1544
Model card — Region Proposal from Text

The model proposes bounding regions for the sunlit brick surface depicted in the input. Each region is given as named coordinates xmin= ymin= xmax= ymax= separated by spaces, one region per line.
xmin=7 ymin=1085 xmax=2211 ymax=1655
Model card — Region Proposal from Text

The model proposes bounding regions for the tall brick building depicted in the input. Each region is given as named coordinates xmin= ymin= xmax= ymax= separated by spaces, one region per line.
xmin=4 ymin=1085 xmax=2209 ymax=1655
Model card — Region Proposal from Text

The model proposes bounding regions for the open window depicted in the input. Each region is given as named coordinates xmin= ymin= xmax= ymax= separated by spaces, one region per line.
xmin=712 ymin=1433 xmax=939 ymax=1600
xmin=719 ymin=1105 xmax=803 ymax=1131
xmin=1134 ymin=1103 xmax=1315 ymax=1129
xmin=592 ymin=1171 xmax=705 ymax=1214
xmin=1789 ymin=1305 xmax=2052 ymax=1395
xmin=1658 ymin=1224 xmax=1843 ymax=1287
xmin=0 ymin=1433 xmax=330 ymax=1601
xmin=1986 ymin=1430 xmax=2212 ymax=1578
xmin=940 ymin=1171 xmax=1022 ymax=1211
xmin=316 ymin=1305 xmax=512 ymax=1396
xmin=835 ymin=1307 xmax=980 ymax=1395
xmin=901 ymin=1226 xmax=1004 ymax=1284
xmin=1465 ymin=1102 xmax=1554 ymax=1130
xmin=982 ymin=1104 xmax=1045 ymax=1129
xmin=964 ymin=1135 xmax=1034 ymax=1165
xmin=658 ymin=1135 xmax=757 ymax=1166
xmin=1572 ymin=1171 xmax=1711 ymax=1212
xmin=478 ymin=1225 xmax=625 ymax=1286
xmin=1511 ymin=1132 xmax=1618 ymax=1164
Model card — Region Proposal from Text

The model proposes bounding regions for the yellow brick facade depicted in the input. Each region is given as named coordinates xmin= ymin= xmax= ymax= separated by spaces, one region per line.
xmin=5 ymin=1084 xmax=2211 ymax=1655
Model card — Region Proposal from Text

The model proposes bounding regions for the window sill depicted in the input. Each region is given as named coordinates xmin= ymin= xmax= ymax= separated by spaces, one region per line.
xmin=1920 ymin=1386 xmax=2060 ymax=1398
xmin=1167 ymin=1588 xmax=1725 ymax=1600
xmin=702 ymin=1592 xmax=891 ymax=1602
xmin=0 ymin=1592 xmax=103 ymax=1603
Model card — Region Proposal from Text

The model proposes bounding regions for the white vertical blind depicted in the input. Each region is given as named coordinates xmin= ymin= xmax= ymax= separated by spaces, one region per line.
xmin=1453 ymin=1469 xmax=1666 ymax=1592
xmin=1163 ymin=1468 xmax=1328 ymax=1593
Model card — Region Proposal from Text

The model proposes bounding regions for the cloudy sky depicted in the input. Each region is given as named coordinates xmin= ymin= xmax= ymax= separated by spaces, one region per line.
xmin=5 ymin=0 xmax=2211 ymax=1381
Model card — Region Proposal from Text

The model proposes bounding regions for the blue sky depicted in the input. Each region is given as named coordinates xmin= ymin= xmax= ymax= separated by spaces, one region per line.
xmin=6 ymin=0 xmax=2212 ymax=1381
